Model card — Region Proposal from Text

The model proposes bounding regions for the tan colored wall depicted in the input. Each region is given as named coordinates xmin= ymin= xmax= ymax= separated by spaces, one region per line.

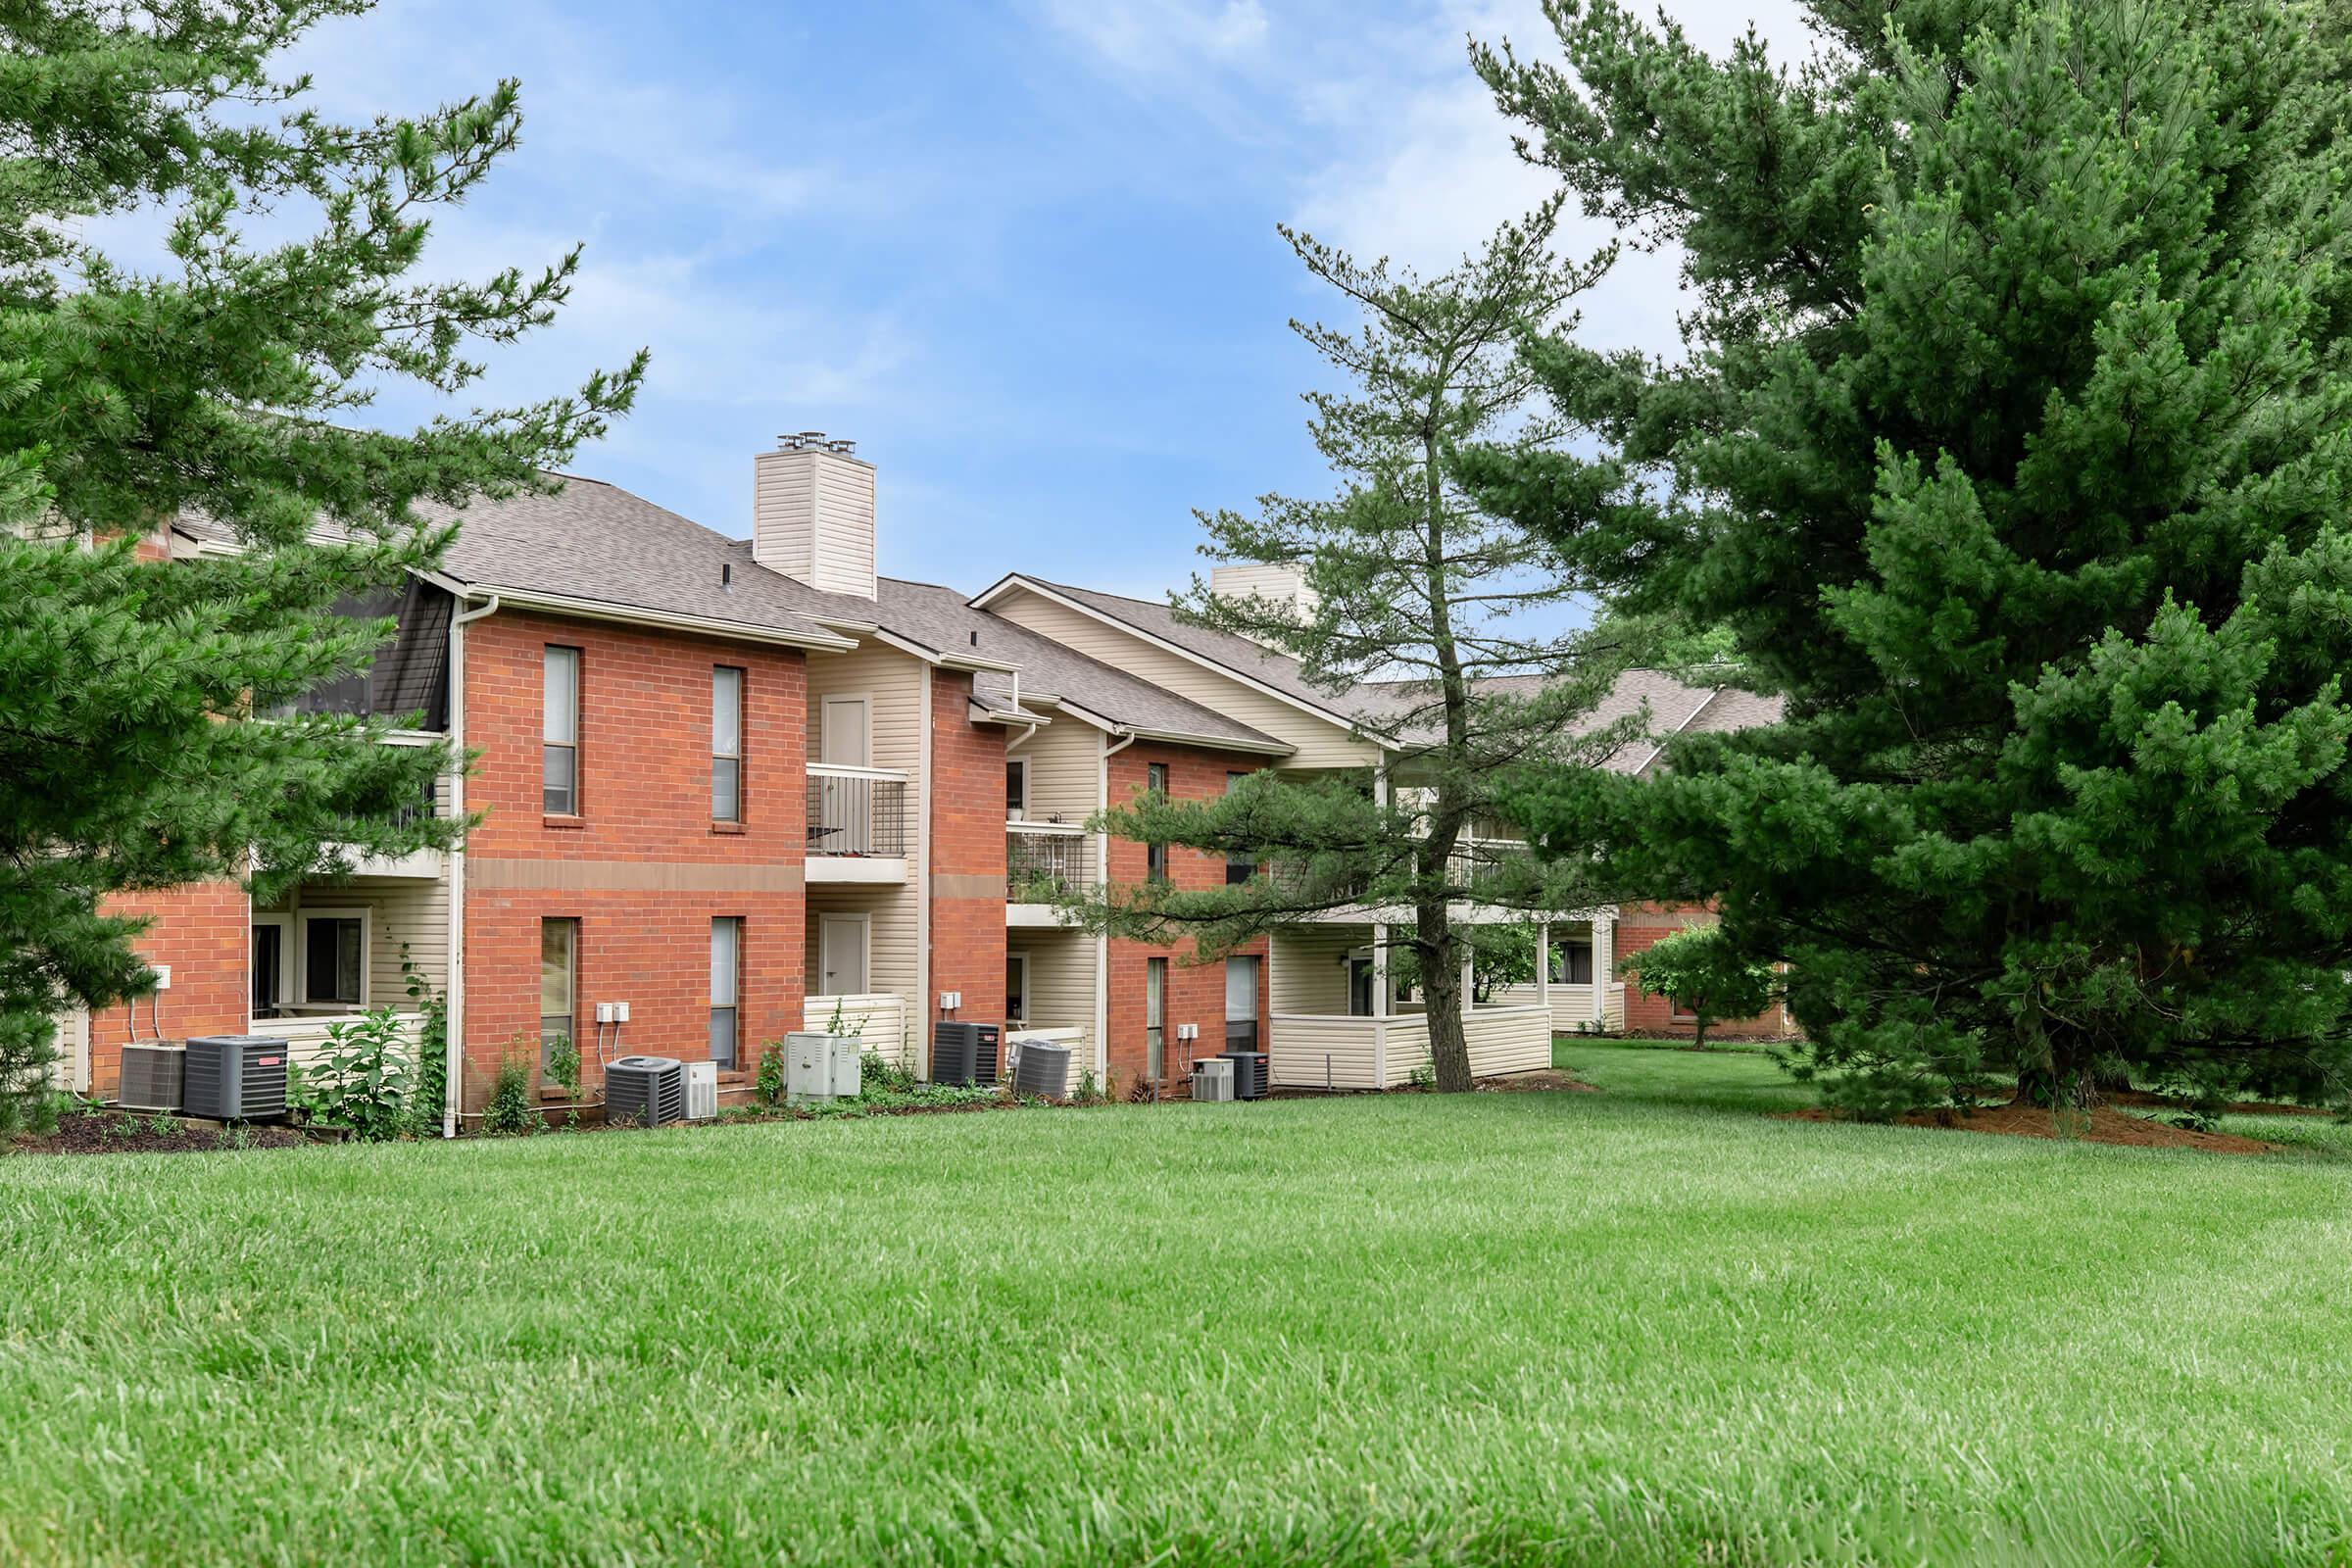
xmin=1011 ymin=715 xmax=1100 ymax=825
xmin=260 ymin=877 xmax=451 ymax=1012
xmin=806 ymin=640 xmax=922 ymax=774
xmin=1271 ymin=926 xmax=1361 ymax=1014
xmin=1007 ymin=926 xmax=1096 ymax=1037
xmin=806 ymin=884 xmax=921 ymax=1050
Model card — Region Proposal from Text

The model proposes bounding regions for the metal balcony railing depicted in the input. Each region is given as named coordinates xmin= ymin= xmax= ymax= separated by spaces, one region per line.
xmin=1007 ymin=823 xmax=1090 ymax=900
xmin=808 ymin=764 xmax=908 ymax=857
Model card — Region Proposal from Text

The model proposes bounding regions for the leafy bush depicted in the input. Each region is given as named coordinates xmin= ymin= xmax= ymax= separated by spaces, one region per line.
xmin=755 ymin=1043 xmax=785 ymax=1105
xmin=401 ymin=946 xmax=448 ymax=1131
xmin=479 ymin=1037 xmax=538 ymax=1136
xmin=859 ymin=1050 xmax=917 ymax=1095
xmin=299 ymin=1008 xmax=418 ymax=1142
xmin=1073 ymin=1068 xmax=1105 ymax=1105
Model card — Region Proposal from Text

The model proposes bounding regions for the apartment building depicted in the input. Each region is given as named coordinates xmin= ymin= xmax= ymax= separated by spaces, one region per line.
xmin=73 ymin=435 xmax=1771 ymax=1122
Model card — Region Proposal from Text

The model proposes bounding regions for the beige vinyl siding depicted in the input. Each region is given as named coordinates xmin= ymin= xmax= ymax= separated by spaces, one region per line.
xmin=1270 ymin=926 xmax=1361 ymax=1014
xmin=1013 ymin=717 xmax=1101 ymax=825
xmin=805 ymin=884 xmax=920 ymax=1057
xmin=806 ymin=640 xmax=922 ymax=773
xmin=1008 ymin=927 xmax=1097 ymax=1040
xmin=752 ymin=448 xmax=877 ymax=600
xmin=262 ymin=877 xmax=451 ymax=1012
xmin=988 ymin=587 xmax=1375 ymax=769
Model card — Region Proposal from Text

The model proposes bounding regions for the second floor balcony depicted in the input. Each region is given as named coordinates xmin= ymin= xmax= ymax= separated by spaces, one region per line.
xmin=808 ymin=763 xmax=909 ymax=882
xmin=1007 ymin=822 xmax=1089 ymax=924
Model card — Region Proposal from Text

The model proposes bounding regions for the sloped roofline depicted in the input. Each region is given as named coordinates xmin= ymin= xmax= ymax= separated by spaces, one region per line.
xmin=969 ymin=572 xmax=1395 ymax=753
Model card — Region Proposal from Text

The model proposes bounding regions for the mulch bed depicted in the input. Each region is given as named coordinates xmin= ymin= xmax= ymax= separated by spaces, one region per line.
xmin=1783 ymin=1100 xmax=2281 ymax=1155
xmin=11 ymin=1112 xmax=308 ymax=1157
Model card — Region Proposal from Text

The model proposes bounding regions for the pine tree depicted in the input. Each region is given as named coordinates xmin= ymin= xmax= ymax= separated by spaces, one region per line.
xmin=1081 ymin=206 xmax=1644 ymax=1093
xmin=0 ymin=0 xmax=644 ymax=1115
xmin=1474 ymin=0 xmax=2352 ymax=1111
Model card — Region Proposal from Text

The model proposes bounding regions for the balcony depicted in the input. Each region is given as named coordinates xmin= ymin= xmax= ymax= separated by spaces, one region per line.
xmin=1007 ymin=822 xmax=1089 ymax=925
xmin=808 ymin=764 xmax=909 ymax=883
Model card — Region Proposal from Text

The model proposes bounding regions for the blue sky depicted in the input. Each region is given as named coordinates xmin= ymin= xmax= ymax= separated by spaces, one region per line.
xmin=260 ymin=0 xmax=1804 ymax=600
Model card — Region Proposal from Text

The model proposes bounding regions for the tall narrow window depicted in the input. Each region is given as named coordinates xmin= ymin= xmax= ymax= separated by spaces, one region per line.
xmin=1145 ymin=956 xmax=1167 ymax=1083
xmin=1005 ymin=757 xmax=1028 ymax=822
xmin=1225 ymin=770 xmax=1255 ymax=885
xmin=710 ymin=916 xmax=741 ymax=1068
xmin=1550 ymin=940 xmax=1594 ymax=985
xmin=540 ymin=918 xmax=577 ymax=1068
xmin=1146 ymin=762 xmax=1170 ymax=884
xmin=711 ymin=665 xmax=744 ymax=822
xmin=543 ymin=646 xmax=580 ymax=815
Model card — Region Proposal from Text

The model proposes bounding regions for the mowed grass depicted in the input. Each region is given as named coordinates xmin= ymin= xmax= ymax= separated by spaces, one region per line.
xmin=5 ymin=1060 xmax=2352 ymax=1566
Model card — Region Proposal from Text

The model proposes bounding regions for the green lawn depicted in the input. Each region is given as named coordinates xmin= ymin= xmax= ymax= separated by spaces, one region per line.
xmin=4 ymin=1062 xmax=2351 ymax=1566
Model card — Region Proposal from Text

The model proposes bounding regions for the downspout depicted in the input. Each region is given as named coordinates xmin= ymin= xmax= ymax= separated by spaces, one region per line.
xmin=443 ymin=592 xmax=501 ymax=1138
xmin=1093 ymin=730 xmax=1137 ymax=1082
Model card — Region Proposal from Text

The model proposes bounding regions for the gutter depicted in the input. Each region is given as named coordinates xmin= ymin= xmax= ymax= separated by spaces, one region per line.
xmin=477 ymin=585 xmax=857 ymax=653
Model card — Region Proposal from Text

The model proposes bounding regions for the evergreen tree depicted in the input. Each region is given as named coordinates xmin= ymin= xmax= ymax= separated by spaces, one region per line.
xmin=0 ymin=0 xmax=644 ymax=1116
xmin=1081 ymin=207 xmax=1644 ymax=1092
xmin=1473 ymin=0 xmax=2352 ymax=1111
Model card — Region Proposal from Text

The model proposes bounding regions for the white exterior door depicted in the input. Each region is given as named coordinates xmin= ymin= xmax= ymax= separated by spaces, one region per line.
xmin=819 ymin=696 xmax=870 ymax=767
xmin=817 ymin=914 xmax=868 ymax=997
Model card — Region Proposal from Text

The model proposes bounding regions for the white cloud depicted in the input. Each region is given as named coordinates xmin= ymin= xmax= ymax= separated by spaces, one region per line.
xmin=1038 ymin=0 xmax=1274 ymax=74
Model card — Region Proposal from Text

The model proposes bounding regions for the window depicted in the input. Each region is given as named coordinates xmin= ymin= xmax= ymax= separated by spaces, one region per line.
xmin=1005 ymin=757 xmax=1028 ymax=822
xmin=1146 ymin=762 xmax=1169 ymax=884
xmin=1224 ymin=955 xmax=1260 ymax=1050
xmin=1005 ymin=952 xmax=1029 ymax=1026
xmin=1347 ymin=956 xmax=1377 ymax=1018
xmin=710 ymin=917 xmax=741 ymax=1068
xmin=543 ymin=646 xmax=580 ymax=814
xmin=303 ymin=914 xmax=365 ymax=1007
xmin=540 ymin=918 xmax=577 ymax=1068
xmin=1145 ymin=956 xmax=1167 ymax=1083
xmin=712 ymin=666 xmax=744 ymax=822
xmin=1549 ymin=940 xmax=1594 ymax=985
xmin=1225 ymin=771 xmax=1254 ymax=885
xmin=251 ymin=916 xmax=291 ymax=1019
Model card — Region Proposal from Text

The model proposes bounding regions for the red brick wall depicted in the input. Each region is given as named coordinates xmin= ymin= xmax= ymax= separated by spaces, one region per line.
xmin=1614 ymin=906 xmax=1792 ymax=1038
xmin=93 ymin=882 xmax=251 ymax=1094
xmin=927 ymin=669 xmax=1006 ymax=1058
xmin=458 ymin=610 xmax=808 ymax=1103
xmin=1102 ymin=741 xmax=1270 ymax=1091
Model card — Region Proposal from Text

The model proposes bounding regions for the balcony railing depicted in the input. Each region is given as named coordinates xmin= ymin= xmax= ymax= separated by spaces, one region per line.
xmin=1007 ymin=822 xmax=1090 ymax=900
xmin=808 ymin=764 xmax=908 ymax=857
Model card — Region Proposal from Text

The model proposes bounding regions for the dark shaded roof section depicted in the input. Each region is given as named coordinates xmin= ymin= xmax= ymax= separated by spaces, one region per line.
xmin=870 ymin=576 xmax=1286 ymax=751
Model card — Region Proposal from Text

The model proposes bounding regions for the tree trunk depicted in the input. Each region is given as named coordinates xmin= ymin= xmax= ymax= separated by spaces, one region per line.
xmin=1421 ymin=898 xmax=1474 ymax=1092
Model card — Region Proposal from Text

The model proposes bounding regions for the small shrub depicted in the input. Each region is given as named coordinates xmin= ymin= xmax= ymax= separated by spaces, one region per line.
xmin=1407 ymin=1062 xmax=1436 ymax=1089
xmin=480 ymin=1037 xmax=539 ymax=1137
xmin=859 ymin=1051 xmax=917 ymax=1096
xmin=1073 ymin=1068 xmax=1104 ymax=1105
xmin=755 ymin=1043 xmax=785 ymax=1106
xmin=401 ymin=947 xmax=449 ymax=1130
xmin=302 ymin=1008 xmax=419 ymax=1142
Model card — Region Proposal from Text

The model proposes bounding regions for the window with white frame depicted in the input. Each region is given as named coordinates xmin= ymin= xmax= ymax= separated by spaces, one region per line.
xmin=301 ymin=911 xmax=367 ymax=1008
xmin=712 ymin=666 xmax=744 ymax=822
xmin=710 ymin=916 xmax=741 ymax=1068
xmin=1005 ymin=756 xmax=1028 ymax=822
xmin=543 ymin=646 xmax=580 ymax=814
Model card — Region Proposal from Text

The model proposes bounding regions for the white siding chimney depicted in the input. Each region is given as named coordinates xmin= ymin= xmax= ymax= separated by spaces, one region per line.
xmin=753 ymin=434 xmax=877 ymax=600
xmin=1209 ymin=561 xmax=1317 ymax=645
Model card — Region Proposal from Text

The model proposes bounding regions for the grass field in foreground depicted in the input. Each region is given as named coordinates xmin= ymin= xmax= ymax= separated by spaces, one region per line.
xmin=5 ymin=1053 xmax=2351 ymax=1566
